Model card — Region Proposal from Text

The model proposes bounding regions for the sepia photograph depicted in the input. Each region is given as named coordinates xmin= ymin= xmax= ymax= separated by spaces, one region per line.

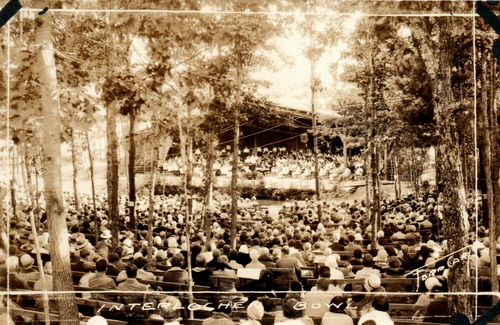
xmin=0 ymin=0 xmax=499 ymax=324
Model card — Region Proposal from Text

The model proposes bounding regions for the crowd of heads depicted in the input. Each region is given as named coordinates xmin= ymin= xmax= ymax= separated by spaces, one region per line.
xmin=1 ymin=178 xmax=497 ymax=324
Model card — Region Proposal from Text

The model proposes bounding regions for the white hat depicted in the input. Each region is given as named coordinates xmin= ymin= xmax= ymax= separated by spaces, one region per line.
xmin=325 ymin=255 xmax=338 ymax=268
xmin=247 ymin=300 xmax=264 ymax=320
xmin=100 ymin=229 xmax=112 ymax=239
xmin=425 ymin=277 xmax=442 ymax=291
xmin=364 ymin=274 xmax=381 ymax=291
xmin=87 ymin=315 xmax=108 ymax=325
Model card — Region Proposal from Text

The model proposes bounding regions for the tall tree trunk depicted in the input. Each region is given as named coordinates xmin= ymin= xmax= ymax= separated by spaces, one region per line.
xmin=86 ymin=132 xmax=99 ymax=246
xmin=24 ymin=149 xmax=40 ymax=230
xmin=70 ymin=128 xmax=80 ymax=212
xmin=485 ymin=54 xmax=499 ymax=303
xmin=34 ymin=5 xmax=79 ymax=324
xmin=29 ymin=208 xmax=50 ymax=325
xmin=10 ymin=146 xmax=17 ymax=221
xmin=0 ymin=187 xmax=6 ymax=250
xmin=230 ymin=64 xmax=242 ymax=249
xmin=107 ymin=101 xmax=120 ymax=246
xmin=393 ymin=150 xmax=401 ymax=200
xmin=341 ymin=136 xmax=348 ymax=166
xmin=368 ymin=39 xmax=380 ymax=241
xmin=20 ymin=145 xmax=30 ymax=205
xmin=204 ymin=125 xmax=215 ymax=242
xmin=128 ymin=112 xmax=137 ymax=233
xmin=147 ymin=147 xmax=156 ymax=268
xmin=434 ymin=18 xmax=471 ymax=318
xmin=310 ymin=41 xmax=322 ymax=224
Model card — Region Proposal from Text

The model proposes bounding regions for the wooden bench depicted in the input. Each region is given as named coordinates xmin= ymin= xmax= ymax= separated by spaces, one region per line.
xmin=306 ymin=277 xmax=417 ymax=292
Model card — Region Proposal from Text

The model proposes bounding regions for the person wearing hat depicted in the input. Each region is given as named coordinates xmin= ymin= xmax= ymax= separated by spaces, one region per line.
xmin=18 ymin=254 xmax=40 ymax=282
xmin=96 ymin=229 xmax=113 ymax=259
xmin=241 ymin=300 xmax=265 ymax=325
xmin=412 ymin=277 xmax=448 ymax=322
xmin=325 ymin=254 xmax=344 ymax=280
xmin=385 ymin=256 xmax=405 ymax=277
xmin=74 ymin=233 xmax=94 ymax=253
xmin=373 ymin=250 xmax=389 ymax=273
xmin=2 ymin=256 xmax=31 ymax=307
xmin=86 ymin=315 xmax=108 ymax=325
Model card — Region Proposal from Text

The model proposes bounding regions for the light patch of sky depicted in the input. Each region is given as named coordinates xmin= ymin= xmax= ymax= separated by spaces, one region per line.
xmin=252 ymin=13 xmax=361 ymax=113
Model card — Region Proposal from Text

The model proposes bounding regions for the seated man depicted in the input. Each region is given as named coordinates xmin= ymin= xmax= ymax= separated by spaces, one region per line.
xmin=117 ymin=264 xmax=151 ymax=304
xmin=355 ymin=254 xmax=381 ymax=279
xmin=162 ymin=254 xmax=188 ymax=284
xmin=89 ymin=259 xmax=117 ymax=301
xmin=305 ymin=278 xmax=339 ymax=317
xmin=191 ymin=255 xmax=212 ymax=287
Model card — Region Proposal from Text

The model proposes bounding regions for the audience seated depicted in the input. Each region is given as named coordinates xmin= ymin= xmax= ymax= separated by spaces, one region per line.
xmin=321 ymin=296 xmax=354 ymax=325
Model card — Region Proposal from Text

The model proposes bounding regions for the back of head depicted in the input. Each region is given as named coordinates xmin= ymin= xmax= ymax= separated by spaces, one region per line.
xmin=125 ymin=264 xmax=138 ymax=278
xmin=170 ymin=254 xmax=184 ymax=267
xmin=159 ymin=296 xmax=182 ymax=321
xmin=362 ymin=254 xmax=374 ymax=267
xmin=317 ymin=278 xmax=330 ymax=291
xmin=134 ymin=256 xmax=148 ymax=269
xmin=7 ymin=256 xmax=19 ymax=273
xmin=250 ymin=249 xmax=260 ymax=261
xmin=212 ymin=249 xmax=221 ymax=260
xmin=353 ymin=248 xmax=363 ymax=259
xmin=108 ymin=252 xmax=119 ymax=263
xmin=283 ymin=297 xmax=303 ymax=319
xmin=372 ymin=295 xmax=389 ymax=312
xmin=281 ymin=246 xmax=290 ymax=255
xmin=360 ymin=321 xmax=377 ymax=325
xmin=228 ymin=249 xmax=239 ymax=261
xmin=329 ymin=296 xmax=347 ymax=313
xmin=95 ymin=259 xmax=108 ymax=272
xmin=319 ymin=266 xmax=331 ymax=278
xmin=195 ymin=254 xmax=206 ymax=267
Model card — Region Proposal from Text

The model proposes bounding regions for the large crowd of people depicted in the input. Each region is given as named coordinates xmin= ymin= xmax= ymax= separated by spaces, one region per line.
xmin=0 ymin=179 xmax=497 ymax=324
xmin=161 ymin=149 xmax=364 ymax=182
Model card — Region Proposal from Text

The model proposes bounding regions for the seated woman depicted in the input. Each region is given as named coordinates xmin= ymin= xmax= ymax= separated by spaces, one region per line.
xmin=358 ymin=295 xmax=394 ymax=325
xmin=212 ymin=256 xmax=238 ymax=292
xmin=413 ymin=277 xmax=449 ymax=323
xmin=162 ymin=254 xmax=188 ymax=284
xmin=274 ymin=294 xmax=313 ymax=325
xmin=322 ymin=296 xmax=354 ymax=325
